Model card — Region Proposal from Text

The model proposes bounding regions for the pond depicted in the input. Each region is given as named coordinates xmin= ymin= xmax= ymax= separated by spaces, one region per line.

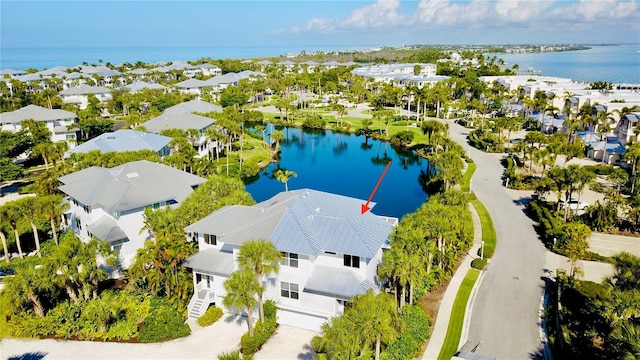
xmin=244 ymin=126 xmax=433 ymax=219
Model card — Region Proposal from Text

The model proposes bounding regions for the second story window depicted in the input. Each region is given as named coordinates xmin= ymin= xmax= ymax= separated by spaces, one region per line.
xmin=280 ymin=252 xmax=298 ymax=268
xmin=343 ymin=254 xmax=360 ymax=268
xmin=204 ymin=233 xmax=217 ymax=245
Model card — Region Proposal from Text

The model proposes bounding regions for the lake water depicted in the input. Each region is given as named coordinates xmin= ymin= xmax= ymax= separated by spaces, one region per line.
xmin=244 ymin=126 xmax=430 ymax=219
xmin=495 ymin=44 xmax=640 ymax=84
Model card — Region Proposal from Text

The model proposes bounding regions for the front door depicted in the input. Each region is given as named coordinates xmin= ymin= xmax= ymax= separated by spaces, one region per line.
xmin=205 ymin=275 xmax=213 ymax=290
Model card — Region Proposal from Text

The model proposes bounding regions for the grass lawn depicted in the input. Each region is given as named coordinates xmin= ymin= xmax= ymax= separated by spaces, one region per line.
xmin=470 ymin=199 xmax=496 ymax=259
xmin=437 ymin=268 xmax=481 ymax=360
xmin=461 ymin=162 xmax=476 ymax=193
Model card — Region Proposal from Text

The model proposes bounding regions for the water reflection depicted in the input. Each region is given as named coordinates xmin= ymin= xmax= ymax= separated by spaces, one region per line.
xmin=245 ymin=126 xmax=433 ymax=218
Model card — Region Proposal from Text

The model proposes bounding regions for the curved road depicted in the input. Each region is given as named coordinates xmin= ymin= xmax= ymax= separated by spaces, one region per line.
xmin=449 ymin=121 xmax=548 ymax=359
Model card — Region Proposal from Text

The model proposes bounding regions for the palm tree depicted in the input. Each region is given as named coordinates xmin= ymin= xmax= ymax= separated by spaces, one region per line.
xmin=0 ymin=206 xmax=11 ymax=262
xmin=270 ymin=130 xmax=285 ymax=152
xmin=223 ymin=269 xmax=262 ymax=336
xmin=4 ymin=202 xmax=24 ymax=259
xmin=32 ymin=142 xmax=55 ymax=169
xmin=15 ymin=197 xmax=44 ymax=258
xmin=38 ymin=194 xmax=69 ymax=245
xmin=350 ymin=290 xmax=403 ymax=360
xmin=274 ymin=169 xmax=297 ymax=192
xmin=237 ymin=239 xmax=281 ymax=322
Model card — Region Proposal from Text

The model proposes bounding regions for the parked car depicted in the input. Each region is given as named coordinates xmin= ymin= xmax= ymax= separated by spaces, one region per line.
xmin=560 ymin=198 xmax=589 ymax=210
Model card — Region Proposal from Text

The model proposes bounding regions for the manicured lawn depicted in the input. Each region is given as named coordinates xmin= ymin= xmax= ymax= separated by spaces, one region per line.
xmin=461 ymin=162 xmax=476 ymax=193
xmin=470 ymin=199 xmax=496 ymax=259
xmin=437 ymin=268 xmax=481 ymax=360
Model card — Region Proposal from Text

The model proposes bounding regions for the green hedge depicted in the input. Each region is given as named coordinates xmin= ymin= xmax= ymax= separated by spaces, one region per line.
xmin=197 ymin=306 xmax=223 ymax=327
xmin=526 ymin=199 xmax=563 ymax=246
xmin=240 ymin=318 xmax=277 ymax=355
xmin=471 ymin=199 xmax=496 ymax=259
xmin=138 ymin=297 xmax=190 ymax=343
xmin=380 ymin=305 xmax=431 ymax=360
xmin=471 ymin=258 xmax=487 ymax=270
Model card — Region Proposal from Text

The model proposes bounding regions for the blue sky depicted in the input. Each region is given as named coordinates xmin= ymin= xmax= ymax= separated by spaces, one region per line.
xmin=2 ymin=0 xmax=639 ymax=49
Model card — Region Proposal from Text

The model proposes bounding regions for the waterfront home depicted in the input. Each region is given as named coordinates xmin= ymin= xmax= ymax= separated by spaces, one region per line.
xmin=0 ymin=104 xmax=78 ymax=147
xmin=143 ymin=99 xmax=222 ymax=157
xmin=183 ymin=188 xmax=397 ymax=331
xmin=64 ymin=129 xmax=171 ymax=158
xmin=0 ymin=69 xmax=26 ymax=78
xmin=352 ymin=63 xmax=447 ymax=89
xmin=175 ymin=78 xmax=209 ymax=96
xmin=58 ymin=160 xmax=206 ymax=268
xmin=617 ymin=112 xmax=640 ymax=143
xmin=59 ymin=84 xmax=112 ymax=110
xmin=62 ymin=72 xmax=89 ymax=90
xmin=576 ymin=130 xmax=625 ymax=165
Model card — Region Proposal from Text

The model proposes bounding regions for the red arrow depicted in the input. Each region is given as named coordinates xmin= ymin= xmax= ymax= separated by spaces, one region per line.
xmin=361 ymin=161 xmax=392 ymax=215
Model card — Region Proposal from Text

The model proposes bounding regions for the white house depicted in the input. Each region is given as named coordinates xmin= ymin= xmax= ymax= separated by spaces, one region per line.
xmin=58 ymin=160 xmax=206 ymax=268
xmin=143 ymin=99 xmax=222 ymax=157
xmin=59 ymin=84 xmax=112 ymax=109
xmin=0 ymin=105 xmax=78 ymax=147
xmin=351 ymin=63 xmax=447 ymax=89
xmin=183 ymin=189 xmax=397 ymax=331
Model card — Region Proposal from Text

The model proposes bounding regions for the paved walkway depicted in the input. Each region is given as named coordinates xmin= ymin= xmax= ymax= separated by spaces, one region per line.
xmin=422 ymin=203 xmax=484 ymax=359
xmin=590 ymin=232 xmax=640 ymax=257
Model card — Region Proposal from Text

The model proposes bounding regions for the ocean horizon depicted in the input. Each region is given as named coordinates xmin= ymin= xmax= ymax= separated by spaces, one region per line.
xmin=1 ymin=43 xmax=639 ymax=84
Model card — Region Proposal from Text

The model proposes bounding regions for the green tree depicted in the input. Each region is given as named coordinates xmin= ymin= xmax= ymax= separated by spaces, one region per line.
xmin=223 ymin=269 xmax=262 ymax=336
xmin=273 ymin=169 xmax=297 ymax=192
xmin=556 ymin=222 xmax=591 ymax=279
xmin=237 ymin=239 xmax=281 ymax=322
xmin=15 ymin=197 xmax=43 ymax=258
xmin=38 ymin=194 xmax=69 ymax=245
xmin=269 ymin=130 xmax=285 ymax=152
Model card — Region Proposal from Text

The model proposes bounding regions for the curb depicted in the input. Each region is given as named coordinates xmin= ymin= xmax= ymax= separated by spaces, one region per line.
xmin=459 ymin=268 xmax=486 ymax=349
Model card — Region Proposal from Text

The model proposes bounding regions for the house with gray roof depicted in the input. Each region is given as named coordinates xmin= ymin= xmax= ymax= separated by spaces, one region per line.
xmin=144 ymin=99 xmax=222 ymax=157
xmin=64 ymin=129 xmax=171 ymax=158
xmin=59 ymin=84 xmax=112 ymax=109
xmin=123 ymin=80 xmax=167 ymax=93
xmin=0 ymin=104 xmax=78 ymax=146
xmin=59 ymin=160 xmax=206 ymax=268
xmin=183 ymin=188 xmax=397 ymax=331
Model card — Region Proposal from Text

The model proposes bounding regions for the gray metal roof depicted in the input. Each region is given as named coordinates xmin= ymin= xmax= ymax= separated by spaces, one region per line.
xmin=176 ymin=78 xmax=208 ymax=88
xmin=144 ymin=111 xmax=214 ymax=132
xmin=87 ymin=215 xmax=127 ymax=244
xmin=186 ymin=189 xmax=393 ymax=258
xmin=58 ymin=160 xmax=206 ymax=213
xmin=304 ymin=265 xmax=376 ymax=298
xmin=164 ymin=99 xmax=222 ymax=115
xmin=65 ymin=130 xmax=171 ymax=157
xmin=0 ymin=105 xmax=77 ymax=124
xmin=183 ymin=247 xmax=234 ymax=276
xmin=60 ymin=84 xmax=111 ymax=96
xmin=124 ymin=81 xmax=167 ymax=92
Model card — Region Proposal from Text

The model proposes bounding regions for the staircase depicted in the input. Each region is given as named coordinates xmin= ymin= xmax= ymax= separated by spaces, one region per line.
xmin=187 ymin=284 xmax=214 ymax=319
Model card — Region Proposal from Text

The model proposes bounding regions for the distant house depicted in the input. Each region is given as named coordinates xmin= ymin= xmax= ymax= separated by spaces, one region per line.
xmin=59 ymin=84 xmax=112 ymax=109
xmin=143 ymin=99 xmax=222 ymax=157
xmin=123 ymin=81 xmax=167 ymax=93
xmin=58 ymin=160 xmax=206 ymax=268
xmin=183 ymin=189 xmax=397 ymax=331
xmin=0 ymin=104 xmax=78 ymax=147
xmin=175 ymin=78 xmax=208 ymax=96
xmin=577 ymin=130 xmax=625 ymax=165
xmin=617 ymin=112 xmax=640 ymax=143
xmin=64 ymin=129 xmax=172 ymax=158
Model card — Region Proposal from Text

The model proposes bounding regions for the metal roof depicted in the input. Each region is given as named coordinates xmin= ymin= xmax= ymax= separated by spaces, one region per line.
xmin=176 ymin=78 xmax=208 ymax=88
xmin=164 ymin=99 xmax=222 ymax=115
xmin=0 ymin=105 xmax=77 ymax=124
xmin=144 ymin=111 xmax=214 ymax=132
xmin=87 ymin=215 xmax=127 ymax=244
xmin=58 ymin=160 xmax=206 ymax=213
xmin=186 ymin=189 xmax=394 ymax=258
xmin=124 ymin=81 xmax=167 ymax=92
xmin=60 ymin=84 xmax=111 ymax=96
xmin=304 ymin=265 xmax=376 ymax=299
xmin=65 ymin=129 xmax=171 ymax=157
xmin=183 ymin=247 xmax=235 ymax=276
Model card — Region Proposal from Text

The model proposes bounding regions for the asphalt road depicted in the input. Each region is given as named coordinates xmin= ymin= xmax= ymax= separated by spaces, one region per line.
xmin=449 ymin=121 xmax=548 ymax=359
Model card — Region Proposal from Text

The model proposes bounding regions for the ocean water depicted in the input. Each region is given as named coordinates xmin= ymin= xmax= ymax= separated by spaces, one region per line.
xmin=0 ymin=45 xmax=375 ymax=70
xmin=495 ymin=44 xmax=640 ymax=84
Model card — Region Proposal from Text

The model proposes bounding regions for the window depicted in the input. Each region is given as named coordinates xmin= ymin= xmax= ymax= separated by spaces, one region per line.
xmin=112 ymin=211 xmax=119 ymax=220
xmin=280 ymin=252 xmax=298 ymax=268
xmin=280 ymin=281 xmax=299 ymax=299
xmin=343 ymin=254 xmax=360 ymax=268
xmin=324 ymin=251 xmax=336 ymax=255
xmin=152 ymin=202 xmax=161 ymax=210
xmin=83 ymin=204 xmax=90 ymax=213
xmin=75 ymin=217 xmax=82 ymax=230
xmin=204 ymin=233 xmax=217 ymax=245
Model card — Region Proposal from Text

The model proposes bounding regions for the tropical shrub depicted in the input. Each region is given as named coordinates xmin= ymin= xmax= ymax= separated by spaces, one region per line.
xmin=301 ymin=114 xmax=326 ymax=129
xmin=138 ymin=297 xmax=190 ymax=343
xmin=471 ymin=258 xmax=487 ymax=270
xmin=380 ymin=305 xmax=431 ymax=360
xmin=263 ymin=299 xmax=277 ymax=320
xmin=391 ymin=131 xmax=415 ymax=146
xmin=468 ymin=129 xmax=500 ymax=152
xmin=240 ymin=317 xmax=277 ymax=355
xmin=197 ymin=306 xmax=223 ymax=327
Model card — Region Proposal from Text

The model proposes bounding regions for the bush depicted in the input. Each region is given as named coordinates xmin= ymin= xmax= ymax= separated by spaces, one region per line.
xmin=138 ymin=297 xmax=190 ymax=343
xmin=391 ymin=131 xmax=415 ymax=146
xmin=240 ymin=317 xmax=277 ymax=355
xmin=301 ymin=114 xmax=327 ymax=129
xmin=380 ymin=305 xmax=431 ymax=360
xmin=264 ymin=299 xmax=277 ymax=320
xmin=471 ymin=258 xmax=487 ymax=270
xmin=197 ymin=306 xmax=223 ymax=327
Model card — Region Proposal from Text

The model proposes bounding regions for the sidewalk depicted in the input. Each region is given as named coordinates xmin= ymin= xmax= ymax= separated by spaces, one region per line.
xmin=422 ymin=203 xmax=484 ymax=359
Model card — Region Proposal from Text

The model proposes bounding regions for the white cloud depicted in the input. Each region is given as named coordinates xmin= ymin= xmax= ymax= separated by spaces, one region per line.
xmin=280 ymin=0 xmax=639 ymax=40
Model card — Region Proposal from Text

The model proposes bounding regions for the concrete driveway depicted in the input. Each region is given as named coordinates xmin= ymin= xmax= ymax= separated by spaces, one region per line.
xmin=1 ymin=314 xmax=315 ymax=360
xmin=448 ymin=121 xmax=548 ymax=359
